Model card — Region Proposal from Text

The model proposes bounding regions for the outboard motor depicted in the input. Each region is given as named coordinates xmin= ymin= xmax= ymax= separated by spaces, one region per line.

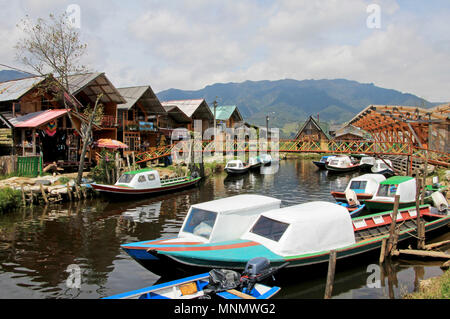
xmin=240 ymin=257 xmax=288 ymax=294
xmin=202 ymin=269 xmax=241 ymax=296
xmin=431 ymin=191 xmax=449 ymax=213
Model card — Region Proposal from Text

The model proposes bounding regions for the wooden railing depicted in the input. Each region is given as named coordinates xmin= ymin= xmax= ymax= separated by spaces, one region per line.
xmin=133 ymin=139 xmax=449 ymax=167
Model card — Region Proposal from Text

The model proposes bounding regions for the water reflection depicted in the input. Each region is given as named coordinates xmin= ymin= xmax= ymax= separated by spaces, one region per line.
xmin=0 ymin=159 xmax=447 ymax=299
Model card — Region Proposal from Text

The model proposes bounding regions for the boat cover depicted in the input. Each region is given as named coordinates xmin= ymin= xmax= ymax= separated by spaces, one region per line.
xmin=179 ymin=195 xmax=282 ymax=243
xmin=242 ymin=201 xmax=356 ymax=257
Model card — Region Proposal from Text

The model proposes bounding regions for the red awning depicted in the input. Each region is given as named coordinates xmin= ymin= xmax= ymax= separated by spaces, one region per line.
xmin=12 ymin=109 xmax=69 ymax=128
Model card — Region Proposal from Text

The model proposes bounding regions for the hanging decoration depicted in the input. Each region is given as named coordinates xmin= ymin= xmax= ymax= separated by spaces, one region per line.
xmin=45 ymin=120 xmax=57 ymax=137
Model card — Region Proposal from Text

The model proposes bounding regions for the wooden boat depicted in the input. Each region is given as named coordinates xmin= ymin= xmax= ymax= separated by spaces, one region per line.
xmin=364 ymin=176 xmax=447 ymax=212
xmin=104 ymin=257 xmax=284 ymax=300
xmin=259 ymin=154 xmax=272 ymax=166
xmin=312 ymin=155 xmax=336 ymax=169
xmin=248 ymin=156 xmax=262 ymax=171
xmin=325 ymin=155 xmax=360 ymax=173
xmin=335 ymin=188 xmax=366 ymax=217
xmin=91 ymin=168 xmax=201 ymax=197
xmin=121 ymin=195 xmax=281 ymax=273
xmin=225 ymin=159 xmax=250 ymax=174
xmin=371 ymin=159 xmax=395 ymax=177
xmin=337 ymin=202 xmax=366 ymax=217
xmin=122 ymin=200 xmax=449 ymax=271
xmin=331 ymin=173 xmax=386 ymax=203
xmin=359 ymin=156 xmax=376 ymax=171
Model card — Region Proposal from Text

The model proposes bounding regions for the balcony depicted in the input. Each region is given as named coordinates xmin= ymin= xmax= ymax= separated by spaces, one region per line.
xmin=101 ymin=115 xmax=116 ymax=128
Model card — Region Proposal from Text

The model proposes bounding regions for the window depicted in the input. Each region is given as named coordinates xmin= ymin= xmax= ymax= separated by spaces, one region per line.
xmin=227 ymin=163 xmax=237 ymax=168
xmin=182 ymin=209 xmax=218 ymax=239
xmin=148 ymin=174 xmax=156 ymax=181
xmin=377 ymin=184 xmax=397 ymax=197
xmin=138 ymin=175 xmax=146 ymax=183
xmin=250 ymin=216 xmax=289 ymax=242
xmin=350 ymin=181 xmax=367 ymax=191
xmin=117 ymin=174 xmax=135 ymax=184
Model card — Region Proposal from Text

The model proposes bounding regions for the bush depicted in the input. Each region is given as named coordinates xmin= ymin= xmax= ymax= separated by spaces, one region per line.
xmin=91 ymin=149 xmax=119 ymax=184
xmin=0 ymin=187 xmax=22 ymax=214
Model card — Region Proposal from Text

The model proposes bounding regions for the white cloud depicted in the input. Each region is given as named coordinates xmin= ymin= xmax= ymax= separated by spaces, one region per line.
xmin=1 ymin=0 xmax=449 ymax=101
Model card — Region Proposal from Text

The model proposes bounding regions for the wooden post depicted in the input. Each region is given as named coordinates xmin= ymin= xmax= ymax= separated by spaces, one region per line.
xmin=132 ymin=151 xmax=136 ymax=171
xmin=324 ymin=250 xmax=337 ymax=299
xmin=21 ymin=184 xmax=26 ymax=206
xmin=379 ymin=238 xmax=387 ymax=264
xmin=67 ymin=184 xmax=72 ymax=201
xmin=415 ymin=179 xmax=426 ymax=249
xmin=80 ymin=186 xmax=87 ymax=199
xmin=115 ymin=152 xmax=120 ymax=181
xmin=126 ymin=154 xmax=131 ymax=171
xmin=32 ymin=128 xmax=36 ymax=155
xmin=74 ymin=184 xmax=81 ymax=200
xmin=39 ymin=184 xmax=48 ymax=205
xmin=387 ymin=195 xmax=400 ymax=256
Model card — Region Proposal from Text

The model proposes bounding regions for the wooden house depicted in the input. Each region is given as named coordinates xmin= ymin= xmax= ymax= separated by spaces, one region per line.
xmin=333 ymin=124 xmax=367 ymax=141
xmin=0 ymin=73 xmax=121 ymax=169
xmin=160 ymin=99 xmax=214 ymax=134
xmin=295 ymin=116 xmax=331 ymax=141
xmin=210 ymin=105 xmax=244 ymax=130
xmin=67 ymin=72 xmax=126 ymax=141
xmin=116 ymin=86 xmax=166 ymax=152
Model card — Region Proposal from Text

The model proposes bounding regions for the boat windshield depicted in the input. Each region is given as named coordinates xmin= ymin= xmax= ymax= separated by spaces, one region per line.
xmin=117 ymin=174 xmax=135 ymax=184
xmin=227 ymin=163 xmax=237 ymax=168
xmin=350 ymin=181 xmax=367 ymax=192
xmin=250 ymin=216 xmax=289 ymax=242
xmin=376 ymin=184 xmax=398 ymax=197
xmin=182 ymin=208 xmax=218 ymax=239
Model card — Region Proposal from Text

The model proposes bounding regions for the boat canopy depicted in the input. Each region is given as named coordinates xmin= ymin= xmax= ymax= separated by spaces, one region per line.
xmin=115 ymin=169 xmax=161 ymax=189
xmin=373 ymin=176 xmax=416 ymax=202
xmin=179 ymin=195 xmax=282 ymax=243
xmin=372 ymin=159 xmax=393 ymax=172
xmin=241 ymin=202 xmax=356 ymax=257
xmin=360 ymin=157 xmax=375 ymax=165
xmin=225 ymin=160 xmax=245 ymax=168
xmin=345 ymin=174 xmax=386 ymax=194
xmin=328 ymin=156 xmax=352 ymax=167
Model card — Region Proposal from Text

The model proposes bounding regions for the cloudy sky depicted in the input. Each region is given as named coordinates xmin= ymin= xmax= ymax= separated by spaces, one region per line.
xmin=1 ymin=0 xmax=449 ymax=102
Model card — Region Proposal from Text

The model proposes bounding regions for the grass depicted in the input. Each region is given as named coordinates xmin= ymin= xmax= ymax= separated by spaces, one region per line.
xmin=403 ymin=269 xmax=450 ymax=299
xmin=0 ymin=187 xmax=22 ymax=215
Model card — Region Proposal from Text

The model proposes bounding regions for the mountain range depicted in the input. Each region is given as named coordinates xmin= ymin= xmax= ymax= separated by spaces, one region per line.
xmin=156 ymin=78 xmax=442 ymax=137
xmin=1 ymin=70 xmax=443 ymax=138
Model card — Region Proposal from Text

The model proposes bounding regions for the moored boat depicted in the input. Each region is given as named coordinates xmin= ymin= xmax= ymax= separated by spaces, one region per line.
xmin=259 ymin=154 xmax=272 ymax=166
xmin=359 ymin=156 xmax=376 ymax=171
xmin=248 ymin=156 xmax=262 ymax=171
xmin=225 ymin=159 xmax=250 ymax=174
xmin=371 ymin=159 xmax=395 ymax=177
xmin=331 ymin=173 xmax=386 ymax=203
xmin=123 ymin=200 xmax=449 ymax=271
xmin=312 ymin=155 xmax=335 ymax=169
xmin=325 ymin=155 xmax=360 ymax=173
xmin=91 ymin=169 xmax=201 ymax=198
xmin=104 ymin=257 xmax=284 ymax=300
xmin=121 ymin=194 xmax=281 ymax=273
xmin=364 ymin=176 xmax=446 ymax=212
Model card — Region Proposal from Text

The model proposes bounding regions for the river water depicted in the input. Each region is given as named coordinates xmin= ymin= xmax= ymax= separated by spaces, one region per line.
xmin=0 ymin=159 xmax=448 ymax=299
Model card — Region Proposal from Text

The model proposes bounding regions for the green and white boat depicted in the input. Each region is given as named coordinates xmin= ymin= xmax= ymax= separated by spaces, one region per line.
xmin=364 ymin=176 xmax=446 ymax=212
xmin=91 ymin=168 xmax=202 ymax=198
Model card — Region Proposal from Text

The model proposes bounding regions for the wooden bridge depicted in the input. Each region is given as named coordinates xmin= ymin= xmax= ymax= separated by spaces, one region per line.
xmin=134 ymin=139 xmax=449 ymax=172
xmin=134 ymin=104 xmax=449 ymax=174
